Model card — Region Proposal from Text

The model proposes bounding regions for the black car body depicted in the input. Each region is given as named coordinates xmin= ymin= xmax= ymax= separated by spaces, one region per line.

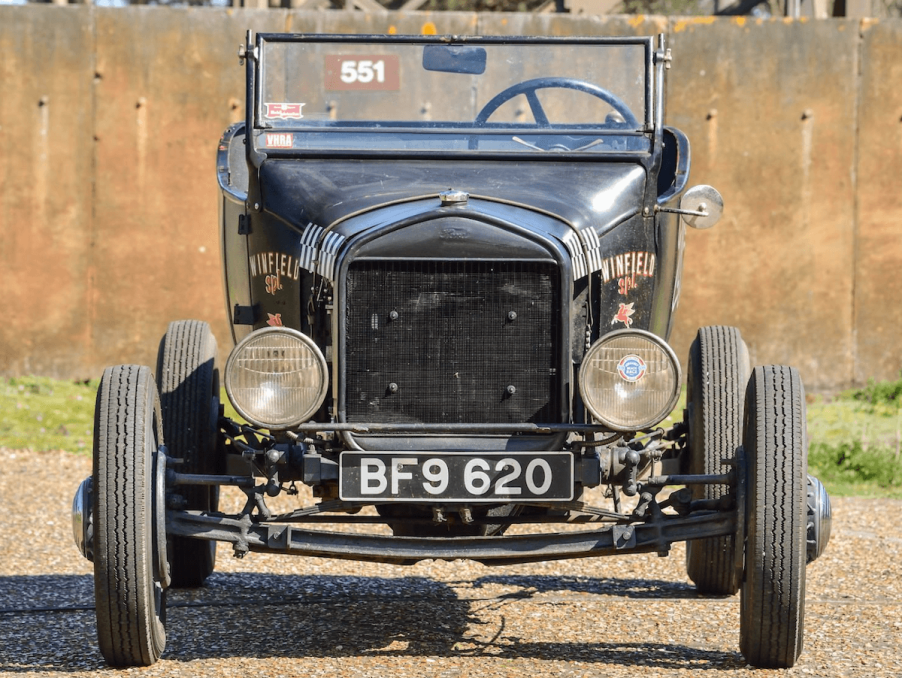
xmin=74 ymin=32 xmax=831 ymax=669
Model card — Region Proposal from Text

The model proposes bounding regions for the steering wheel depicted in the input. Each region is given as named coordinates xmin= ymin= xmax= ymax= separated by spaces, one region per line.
xmin=475 ymin=77 xmax=640 ymax=129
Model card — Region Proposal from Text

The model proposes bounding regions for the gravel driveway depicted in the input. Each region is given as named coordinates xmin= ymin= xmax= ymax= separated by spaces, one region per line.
xmin=1 ymin=447 xmax=899 ymax=677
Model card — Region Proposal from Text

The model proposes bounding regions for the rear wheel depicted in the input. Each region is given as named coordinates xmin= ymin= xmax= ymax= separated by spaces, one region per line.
xmin=156 ymin=320 xmax=220 ymax=587
xmin=685 ymin=326 xmax=749 ymax=595
xmin=93 ymin=365 xmax=167 ymax=667
xmin=739 ymin=365 xmax=808 ymax=668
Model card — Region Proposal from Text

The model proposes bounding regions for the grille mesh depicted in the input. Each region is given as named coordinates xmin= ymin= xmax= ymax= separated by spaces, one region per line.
xmin=345 ymin=260 xmax=559 ymax=424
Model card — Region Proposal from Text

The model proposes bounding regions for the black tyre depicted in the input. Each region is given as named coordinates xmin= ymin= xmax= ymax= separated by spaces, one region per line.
xmin=156 ymin=320 xmax=220 ymax=587
xmin=739 ymin=365 xmax=808 ymax=668
xmin=93 ymin=365 xmax=167 ymax=667
xmin=685 ymin=326 xmax=749 ymax=595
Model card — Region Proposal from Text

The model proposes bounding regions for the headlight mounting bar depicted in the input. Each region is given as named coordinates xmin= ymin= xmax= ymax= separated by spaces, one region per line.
xmin=288 ymin=422 xmax=653 ymax=434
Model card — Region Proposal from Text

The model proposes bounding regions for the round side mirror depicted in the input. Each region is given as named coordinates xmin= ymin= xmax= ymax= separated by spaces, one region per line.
xmin=680 ymin=185 xmax=724 ymax=230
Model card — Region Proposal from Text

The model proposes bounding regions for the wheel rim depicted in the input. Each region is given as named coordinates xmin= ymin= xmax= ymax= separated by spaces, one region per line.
xmin=154 ymin=447 xmax=171 ymax=589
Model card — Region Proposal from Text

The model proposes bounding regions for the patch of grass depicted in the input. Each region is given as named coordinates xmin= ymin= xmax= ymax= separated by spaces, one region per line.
xmin=806 ymin=384 xmax=902 ymax=499
xmin=0 ymin=375 xmax=244 ymax=455
xmin=0 ymin=376 xmax=98 ymax=454
xmin=809 ymin=440 xmax=902 ymax=497
xmin=849 ymin=373 xmax=902 ymax=409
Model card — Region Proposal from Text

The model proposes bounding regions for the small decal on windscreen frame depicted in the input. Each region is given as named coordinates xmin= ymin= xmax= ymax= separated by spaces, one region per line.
xmin=264 ymin=103 xmax=305 ymax=120
xmin=264 ymin=132 xmax=294 ymax=148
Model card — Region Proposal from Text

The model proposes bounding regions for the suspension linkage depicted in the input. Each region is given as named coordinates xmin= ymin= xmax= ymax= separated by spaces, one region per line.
xmin=169 ymin=471 xmax=255 ymax=488
xmin=643 ymin=472 xmax=733 ymax=487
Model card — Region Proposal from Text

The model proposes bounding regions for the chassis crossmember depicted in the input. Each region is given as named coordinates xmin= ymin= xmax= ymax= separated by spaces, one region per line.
xmin=166 ymin=506 xmax=738 ymax=566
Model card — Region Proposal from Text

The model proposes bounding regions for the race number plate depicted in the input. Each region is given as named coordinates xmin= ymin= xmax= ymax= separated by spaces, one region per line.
xmin=339 ymin=452 xmax=573 ymax=502
xmin=324 ymin=55 xmax=401 ymax=91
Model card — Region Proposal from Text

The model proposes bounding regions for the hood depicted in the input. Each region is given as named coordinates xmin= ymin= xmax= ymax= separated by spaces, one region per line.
xmin=260 ymin=158 xmax=646 ymax=238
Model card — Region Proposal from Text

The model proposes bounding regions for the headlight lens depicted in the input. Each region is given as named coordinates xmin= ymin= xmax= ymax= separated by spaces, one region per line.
xmin=225 ymin=327 xmax=329 ymax=430
xmin=579 ymin=329 xmax=681 ymax=431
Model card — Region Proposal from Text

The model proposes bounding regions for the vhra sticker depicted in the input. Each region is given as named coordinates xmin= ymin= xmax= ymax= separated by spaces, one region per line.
xmin=264 ymin=133 xmax=293 ymax=149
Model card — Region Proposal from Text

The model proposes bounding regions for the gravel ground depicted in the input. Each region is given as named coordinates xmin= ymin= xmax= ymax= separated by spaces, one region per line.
xmin=1 ymin=446 xmax=900 ymax=677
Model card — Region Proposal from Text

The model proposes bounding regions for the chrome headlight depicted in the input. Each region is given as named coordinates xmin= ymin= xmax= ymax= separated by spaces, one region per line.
xmin=225 ymin=327 xmax=329 ymax=430
xmin=579 ymin=329 xmax=681 ymax=431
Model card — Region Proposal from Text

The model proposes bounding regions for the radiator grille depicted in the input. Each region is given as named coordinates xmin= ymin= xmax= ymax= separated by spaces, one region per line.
xmin=345 ymin=260 xmax=560 ymax=424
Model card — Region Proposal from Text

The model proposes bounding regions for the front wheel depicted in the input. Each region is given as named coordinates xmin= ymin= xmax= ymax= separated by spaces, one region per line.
xmin=685 ymin=326 xmax=749 ymax=595
xmin=93 ymin=365 xmax=168 ymax=667
xmin=739 ymin=365 xmax=808 ymax=668
xmin=156 ymin=319 xmax=220 ymax=587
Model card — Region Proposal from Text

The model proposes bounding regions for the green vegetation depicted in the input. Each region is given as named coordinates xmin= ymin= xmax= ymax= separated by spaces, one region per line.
xmin=0 ymin=375 xmax=243 ymax=454
xmin=806 ymin=374 xmax=902 ymax=498
xmin=0 ymin=376 xmax=98 ymax=454
xmin=2 ymin=374 xmax=901 ymax=498
xmin=849 ymin=374 xmax=902 ymax=409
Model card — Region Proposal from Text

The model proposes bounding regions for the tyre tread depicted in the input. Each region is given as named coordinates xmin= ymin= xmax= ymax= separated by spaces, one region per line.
xmin=93 ymin=365 xmax=165 ymax=667
xmin=740 ymin=365 xmax=807 ymax=668
xmin=686 ymin=326 xmax=749 ymax=595
xmin=156 ymin=320 xmax=219 ymax=587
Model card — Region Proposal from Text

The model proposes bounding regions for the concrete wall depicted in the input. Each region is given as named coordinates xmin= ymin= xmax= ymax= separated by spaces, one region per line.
xmin=0 ymin=6 xmax=900 ymax=391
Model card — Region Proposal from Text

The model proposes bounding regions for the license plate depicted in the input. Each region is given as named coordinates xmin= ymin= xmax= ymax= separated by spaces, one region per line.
xmin=339 ymin=452 xmax=573 ymax=502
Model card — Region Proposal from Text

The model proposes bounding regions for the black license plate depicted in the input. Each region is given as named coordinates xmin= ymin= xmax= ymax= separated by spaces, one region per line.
xmin=339 ymin=452 xmax=573 ymax=502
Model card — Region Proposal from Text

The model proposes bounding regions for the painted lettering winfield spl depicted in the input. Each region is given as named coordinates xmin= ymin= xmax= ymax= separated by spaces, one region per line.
xmin=72 ymin=32 xmax=832 ymax=668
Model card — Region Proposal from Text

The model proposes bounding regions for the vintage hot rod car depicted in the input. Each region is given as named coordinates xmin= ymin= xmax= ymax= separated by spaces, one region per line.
xmin=73 ymin=32 xmax=831 ymax=668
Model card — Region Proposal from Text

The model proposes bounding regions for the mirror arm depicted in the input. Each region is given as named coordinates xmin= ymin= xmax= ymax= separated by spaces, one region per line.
xmin=654 ymin=204 xmax=709 ymax=218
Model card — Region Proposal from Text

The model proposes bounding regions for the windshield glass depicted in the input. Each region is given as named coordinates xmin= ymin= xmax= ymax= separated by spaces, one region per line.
xmin=256 ymin=35 xmax=654 ymax=155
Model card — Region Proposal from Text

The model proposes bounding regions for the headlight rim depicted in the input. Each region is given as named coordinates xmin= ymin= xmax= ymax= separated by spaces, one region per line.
xmin=224 ymin=326 xmax=329 ymax=431
xmin=579 ymin=328 xmax=681 ymax=432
